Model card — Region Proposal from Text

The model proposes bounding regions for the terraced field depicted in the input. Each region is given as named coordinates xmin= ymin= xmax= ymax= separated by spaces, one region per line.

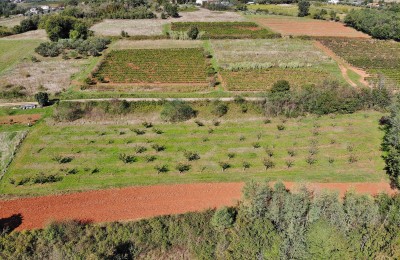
xmin=319 ymin=38 xmax=400 ymax=88
xmin=95 ymin=48 xmax=210 ymax=85
xmin=1 ymin=110 xmax=386 ymax=196
xmin=170 ymin=22 xmax=279 ymax=39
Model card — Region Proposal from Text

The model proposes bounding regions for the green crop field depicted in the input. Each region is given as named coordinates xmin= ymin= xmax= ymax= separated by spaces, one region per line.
xmin=0 ymin=39 xmax=42 ymax=74
xmin=94 ymin=48 xmax=210 ymax=85
xmin=319 ymin=38 xmax=400 ymax=87
xmin=210 ymin=39 xmax=343 ymax=90
xmin=1 ymin=110 xmax=386 ymax=196
xmin=170 ymin=22 xmax=279 ymax=39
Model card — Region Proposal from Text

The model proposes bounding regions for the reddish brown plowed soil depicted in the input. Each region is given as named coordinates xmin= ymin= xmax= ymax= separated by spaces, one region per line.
xmin=255 ymin=17 xmax=370 ymax=38
xmin=0 ymin=114 xmax=41 ymax=125
xmin=0 ymin=182 xmax=396 ymax=231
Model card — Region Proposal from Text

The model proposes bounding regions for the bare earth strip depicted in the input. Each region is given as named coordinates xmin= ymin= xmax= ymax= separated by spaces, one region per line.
xmin=0 ymin=181 xmax=395 ymax=231
xmin=254 ymin=17 xmax=370 ymax=38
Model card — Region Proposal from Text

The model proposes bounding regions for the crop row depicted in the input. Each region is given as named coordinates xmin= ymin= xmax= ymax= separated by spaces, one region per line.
xmin=221 ymin=69 xmax=332 ymax=91
xmin=170 ymin=22 xmax=280 ymax=39
xmin=95 ymin=48 xmax=209 ymax=84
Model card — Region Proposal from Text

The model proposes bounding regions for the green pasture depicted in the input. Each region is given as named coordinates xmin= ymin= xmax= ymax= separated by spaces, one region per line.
xmin=0 ymin=39 xmax=42 ymax=74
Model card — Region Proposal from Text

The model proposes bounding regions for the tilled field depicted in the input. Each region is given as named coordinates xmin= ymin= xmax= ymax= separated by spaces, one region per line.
xmin=0 ymin=181 xmax=395 ymax=230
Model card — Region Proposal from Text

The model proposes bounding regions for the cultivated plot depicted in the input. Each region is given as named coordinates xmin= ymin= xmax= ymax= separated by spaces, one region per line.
xmin=253 ymin=16 xmax=370 ymax=38
xmin=319 ymin=38 xmax=400 ymax=88
xmin=94 ymin=48 xmax=210 ymax=86
xmin=1 ymin=111 xmax=386 ymax=196
xmin=211 ymin=38 xmax=341 ymax=90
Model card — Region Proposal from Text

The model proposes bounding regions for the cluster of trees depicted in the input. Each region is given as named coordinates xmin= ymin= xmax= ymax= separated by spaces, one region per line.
xmin=0 ymin=15 xmax=40 ymax=37
xmin=35 ymin=37 xmax=111 ymax=57
xmin=1 ymin=181 xmax=400 ymax=258
xmin=0 ymin=1 xmax=26 ymax=17
xmin=345 ymin=9 xmax=400 ymax=41
xmin=381 ymin=96 xmax=400 ymax=188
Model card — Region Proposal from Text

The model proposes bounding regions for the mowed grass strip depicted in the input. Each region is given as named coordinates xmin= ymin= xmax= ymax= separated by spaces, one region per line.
xmin=170 ymin=22 xmax=279 ymax=39
xmin=1 ymin=111 xmax=386 ymax=196
xmin=95 ymin=48 xmax=209 ymax=84
xmin=0 ymin=39 xmax=42 ymax=74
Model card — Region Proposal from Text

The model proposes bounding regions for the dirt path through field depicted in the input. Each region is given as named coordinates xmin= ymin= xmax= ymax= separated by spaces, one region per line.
xmin=0 ymin=181 xmax=396 ymax=231
xmin=314 ymin=41 xmax=370 ymax=88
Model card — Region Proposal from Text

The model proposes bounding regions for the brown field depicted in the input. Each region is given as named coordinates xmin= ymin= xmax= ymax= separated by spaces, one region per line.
xmin=254 ymin=17 xmax=370 ymax=38
xmin=0 ymin=114 xmax=41 ymax=125
xmin=0 ymin=181 xmax=395 ymax=230
xmin=4 ymin=29 xmax=48 ymax=40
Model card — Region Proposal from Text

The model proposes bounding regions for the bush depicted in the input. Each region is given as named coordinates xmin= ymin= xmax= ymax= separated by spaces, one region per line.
xmin=32 ymin=173 xmax=63 ymax=184
xmin=119 ymin=153 xmax=137 ymax=163
xmin=211 ymin=101 xmax=228 ymax=117
xmin=211 ymin=207 xmax=235 ymax=230
xmin=187 ymin=25 xmax=199 ymax=40
xmin=271 ymin=80 xmax=290 ymax=93
xmin=263 ymin=158 xmax=275 ymax=170
xmin=152 ymin=144 xmax=166 ymax=152
xmin=298 ymin=0 xmax=310 ymax=17
xmin=34 ymin=92 xmax=49 ymax=106
xmin=219 ymin=161 xmax=231 ymax=172
xmin=176 ymin=163 xmax=191 ymax=173
xmin=155 ymin=164 xmax=169 ymax=174
xmin=160 ymin=100 xmax=196 ymax=122
xmin=184 ymin=151 xmax=200 ymax=161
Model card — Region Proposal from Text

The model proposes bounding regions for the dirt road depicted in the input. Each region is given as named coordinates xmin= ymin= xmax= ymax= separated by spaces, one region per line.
xmin=0 ymin=181 xmax=395 ymax=231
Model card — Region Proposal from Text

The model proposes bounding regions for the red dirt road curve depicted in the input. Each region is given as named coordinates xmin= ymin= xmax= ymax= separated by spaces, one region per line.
xmin=0 ymin=182 xmax=396 ymax=231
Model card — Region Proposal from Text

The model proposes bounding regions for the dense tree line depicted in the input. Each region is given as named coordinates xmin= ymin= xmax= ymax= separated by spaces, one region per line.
xmin=1 ymin=181 xmax=399 ymax=259
xmin=344 ymin=9 xmax=400 ymax=41
xmin=381 ymin=96 xmax=400 ymax=188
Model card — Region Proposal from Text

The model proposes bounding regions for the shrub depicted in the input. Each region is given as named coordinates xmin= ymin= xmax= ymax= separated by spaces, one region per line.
xmin=145 ymin=155 xmax=157 ymax=162
xmin=155 ymin=164 xmax=169 ymax=174
xmin=271 ymin=80 xmax=290 ymax=93
xmin=277 ymin=124 xmax=285 ymax=131
xmin=263 ymin=158 xmax=275 ymax=170
xmin=309 ymin=147 xmax=319 ymax=156
xmin=142 ymin=121 xmax=153 ymax=128
xmin=153 ymin=128 xmax=164 ymax=134
xmin=152 ymin=144 xmax=166 ymax=152
xmin=211 ymin=101 xmax=228 ymax=117
xmin=242 ymin=161 xmax=251 ymax=171
xmin=160 ymin=100 xmax=196 ymax=122
xmin=298 ymin=0 xmax=310 ymax=17
xmin=348 ymin=154 xmax=358 ymax=164
xmin=265 ymin=148 xmax=274 ymax=157
xmin=252 ymin=142 xmax=261 ymax=149
xmin=119 ymin=153 xmax=137 ymax=163
xmin=184 ymin=151 xmax=200 ymax=161
xmin=134 ymin=146 xmax=147 ymax=154
xmin=32 ymin=173 xmax=63 ymax=184
xmin=34 ymin=92 xmax=49 ymax=106
xmin=187 ymin=25 xmax=199 ymax=40
xmin=195 ymin=120 xmax=204 ymax=127
xmin=285 ymin=159 xmax=294 ymax=168
xmin=219 ymin=162 xmax=231 ymax=172
xmin=306 ymin=155 xmax=317 ymax=165
xmin=133 ymin=129 xmax=146 ymax=135
xmin=176 ymin=163 xmax=191 ymax=173
xmin=227 ymin=153 xmax=236 ymax=159
xmin=287 ymin=149 xmax=296 ymax=157
xmin=211 ymin=207 xmax=235 ymax=230
xmin=52 ymin=156 xmax=73 ymax=164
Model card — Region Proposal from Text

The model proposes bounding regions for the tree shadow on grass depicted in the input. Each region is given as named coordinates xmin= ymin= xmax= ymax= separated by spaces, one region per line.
xmin=0 ymin=213 xmax=23 ymax=234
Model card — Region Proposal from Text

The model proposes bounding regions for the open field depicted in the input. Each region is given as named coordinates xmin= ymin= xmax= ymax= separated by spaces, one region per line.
xmin=319 ymin=38 xmax=400 ymax=88
xmin=211 ymin=38 xmax=332 ymax=69
xmin=94 ymin=48 xmax=209 ymax=86
xmin=248 ymin=4 xmax=363 ymax=18
xmin=91 ymin=9 xmax=245 ymax=36
xmin=0 ymin=181 xmax=395 ymax=230
xmin=220 ymin=68 xmax=334 ymax=91
xmin=0 ymin=110 xmax=386 ymax=196
xmin=0 ymin=59 xmax=89 ymax=95
xmin=170 ymin=22 xmax=278 ymax=39
xmin=0 ymin=16 xmax=24 ymax=28
xmin=112 ymin=39 xmax=203 ymax=49
xmin=4 ymin=29 xmax=48 ymax=40
xmin=253 ymin=16 xmax=370 ymax=38
xmin=0 ymin=39 xmax=43 ymax=74
xmin=211 ymin=38 xmax=342 ymax=90
xmin=0 ymin=131 xmax=27 ymax=176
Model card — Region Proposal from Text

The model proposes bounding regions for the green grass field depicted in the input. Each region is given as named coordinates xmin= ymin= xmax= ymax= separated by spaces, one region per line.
xmin=0 ymin=110 xmax=386 ymax=196
xmin=0 ymin=39 xmax=42 ymax=74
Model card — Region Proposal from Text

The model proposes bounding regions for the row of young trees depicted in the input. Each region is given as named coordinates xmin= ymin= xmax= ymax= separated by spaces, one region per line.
xmin=1 ymin=181 xmax=399 ymax=259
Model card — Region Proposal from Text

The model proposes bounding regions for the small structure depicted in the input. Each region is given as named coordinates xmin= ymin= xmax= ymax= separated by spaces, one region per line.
xmin=20 ymin=104 xmax=37 ymax=110
xmin=328 ymin=0 xmax=340 ymax=4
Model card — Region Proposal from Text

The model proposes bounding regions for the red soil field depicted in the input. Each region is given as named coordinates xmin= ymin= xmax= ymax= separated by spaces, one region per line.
xmin=0 ymin=114 xmax=41 ymax=125
xmin=0 ymin=182 xmax=396 ymax=231
xmin=255 ymin=17 xmax=370 ymax=38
